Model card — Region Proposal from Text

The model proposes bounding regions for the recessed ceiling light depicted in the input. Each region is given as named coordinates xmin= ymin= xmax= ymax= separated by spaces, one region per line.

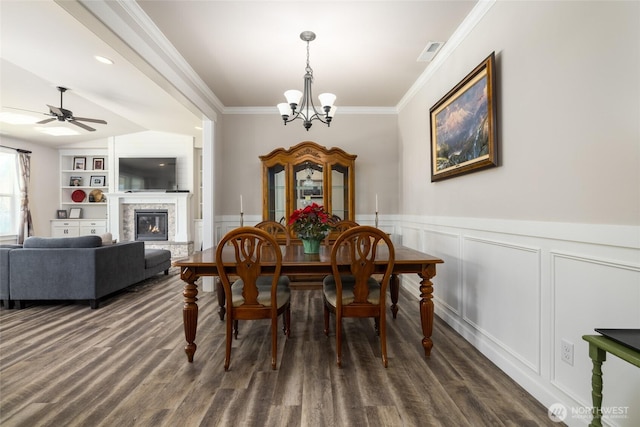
xmin=95 ymin=55 xmax=114 ymax=65
xmin=0 ymin=112 xmax=41 ymax=125
xmin=194 ymin=126 xmax=202 ymax=130
xmin=35 ymin=126 xmax=80 ymax=136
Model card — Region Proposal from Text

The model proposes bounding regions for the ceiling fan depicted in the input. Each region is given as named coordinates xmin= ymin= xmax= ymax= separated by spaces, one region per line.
xmin=36 ymin=86 xmax=107 ymax=132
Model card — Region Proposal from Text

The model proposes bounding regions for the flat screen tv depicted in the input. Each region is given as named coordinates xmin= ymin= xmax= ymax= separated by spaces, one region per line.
xmin=118 ymin=157 xmax=177 ymax=192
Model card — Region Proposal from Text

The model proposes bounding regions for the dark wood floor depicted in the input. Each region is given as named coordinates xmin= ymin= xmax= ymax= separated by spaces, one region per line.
xmin=0 ymin=270 xmax=558 ymax=427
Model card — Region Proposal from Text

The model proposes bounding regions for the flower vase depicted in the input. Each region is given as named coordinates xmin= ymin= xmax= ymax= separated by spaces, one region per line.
xmin=301 ymin=237 xmax=322 ymax=254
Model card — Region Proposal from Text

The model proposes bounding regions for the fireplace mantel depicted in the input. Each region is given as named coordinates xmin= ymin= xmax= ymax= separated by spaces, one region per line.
xmin=106 ymin=192 xmax=192 ymax=243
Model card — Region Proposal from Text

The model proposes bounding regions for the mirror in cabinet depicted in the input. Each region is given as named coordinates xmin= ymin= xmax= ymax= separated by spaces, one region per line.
xmin=295 ymin=161 xmax=323 ymax=210
xmin=260 ymin=141 xmax=356 ymax=239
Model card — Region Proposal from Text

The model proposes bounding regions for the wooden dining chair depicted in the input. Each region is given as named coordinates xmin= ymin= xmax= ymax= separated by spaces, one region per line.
xmin=255 ymin=220 xmax=291 ymax=246
xmin=216 ymin=227 xmax=291 ymax=371
xmin=325 ymin=219 xmax=359 ymax=245
xmin=250 ymin=220 xmax=291 ymax=334
xmin=322 ymin=226 xmax=395 ymax=367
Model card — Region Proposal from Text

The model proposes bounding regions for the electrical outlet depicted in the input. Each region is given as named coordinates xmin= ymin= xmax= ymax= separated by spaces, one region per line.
xmin=561 ymin=339 xmax=574 ymax=366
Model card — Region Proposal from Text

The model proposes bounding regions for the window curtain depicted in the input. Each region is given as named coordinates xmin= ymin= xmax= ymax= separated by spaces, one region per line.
xmin=17 ymin=152 xmax=33 ymax=243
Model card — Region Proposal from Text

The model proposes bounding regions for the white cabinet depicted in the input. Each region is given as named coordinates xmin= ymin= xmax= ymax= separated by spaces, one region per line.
xmin=80 ymin=220 xmax=107 ymax=236
xmin=51 ymin=220 xmax=106 ymax=237
xmin=59 ymin=149 xmax=109 ymax=221
xmin=51 ymin=220 xmax=81 ymax=237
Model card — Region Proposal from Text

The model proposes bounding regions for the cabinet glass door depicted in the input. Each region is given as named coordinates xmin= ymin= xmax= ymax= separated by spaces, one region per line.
xmin=266 ymin=163 xmax=286 ymax=222
xmin=294 ymin=161 xmax=323 ymax=210
xmin=330 ymin=164 xmax=349 ymax=220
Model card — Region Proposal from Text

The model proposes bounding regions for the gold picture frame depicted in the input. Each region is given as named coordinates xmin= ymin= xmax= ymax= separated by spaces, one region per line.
xmin=429 ymin=52 xmax=498 ymax=182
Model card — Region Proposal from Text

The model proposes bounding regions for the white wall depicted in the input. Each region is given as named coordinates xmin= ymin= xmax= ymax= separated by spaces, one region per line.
xmin=398 ymin=2 xmax=640 ymax=426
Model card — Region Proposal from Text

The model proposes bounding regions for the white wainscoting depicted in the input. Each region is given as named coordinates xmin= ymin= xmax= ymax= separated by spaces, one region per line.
xmin=398 ymin=216 xmax=640 ymax=427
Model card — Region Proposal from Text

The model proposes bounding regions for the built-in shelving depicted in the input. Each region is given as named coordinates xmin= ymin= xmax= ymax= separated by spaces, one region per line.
xmin=57 ymin=149 xmax=109 ymax=230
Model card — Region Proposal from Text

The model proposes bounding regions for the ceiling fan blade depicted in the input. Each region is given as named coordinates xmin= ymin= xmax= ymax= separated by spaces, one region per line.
xmin=73 ymin=117 xmax=107 ymax=125
xmin=68 ymin=120 xmax=96 ymax=132
xmin=36 ymin=118 xmax=56 ymax=125
xmin=47 ymin=104 xmax=63 ymax=116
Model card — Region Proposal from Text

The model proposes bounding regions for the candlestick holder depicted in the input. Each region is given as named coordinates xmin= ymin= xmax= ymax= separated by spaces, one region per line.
xmin=240 ymin=212 xmax=244 ymax=227
xmin=375 ymin=212 xmax=379 ymax=228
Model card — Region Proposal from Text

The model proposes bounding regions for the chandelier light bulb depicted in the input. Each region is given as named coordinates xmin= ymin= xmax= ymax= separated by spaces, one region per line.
xmin=318 ymin=93 xmax=336 ymax=110
xmin=277 ymin=103 xmax=292 ymax=118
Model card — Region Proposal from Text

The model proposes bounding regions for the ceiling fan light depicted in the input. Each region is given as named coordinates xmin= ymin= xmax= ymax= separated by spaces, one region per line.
xmin=318 ymin=93 xmax=336 ymax=109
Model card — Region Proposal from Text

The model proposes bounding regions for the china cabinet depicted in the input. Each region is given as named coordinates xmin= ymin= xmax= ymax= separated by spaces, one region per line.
xmin=260 ymin=141 xmax=356 ymax=239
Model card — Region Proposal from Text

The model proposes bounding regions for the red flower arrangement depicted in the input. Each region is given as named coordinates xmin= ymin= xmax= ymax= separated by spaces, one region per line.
xmin=288 ymin=203 xmax=332 ymax=239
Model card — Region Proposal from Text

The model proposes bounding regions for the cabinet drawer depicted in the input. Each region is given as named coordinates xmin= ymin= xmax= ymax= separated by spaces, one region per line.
xmin=52 ymin=221 xmax=80 ymax=227
xmin=83 ymin=220 xmax=106 ymax=227
xmin=51 ymin=227 xmax=80 ymax=237
xmin=80 ymin=226 xmax=106 ymax=236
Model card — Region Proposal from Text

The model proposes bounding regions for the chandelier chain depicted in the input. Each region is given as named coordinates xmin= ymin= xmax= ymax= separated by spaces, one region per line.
xmin=306 ymin=40 xmax=313 ymax=77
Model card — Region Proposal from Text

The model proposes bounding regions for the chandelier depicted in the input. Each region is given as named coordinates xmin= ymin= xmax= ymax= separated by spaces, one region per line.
xmin=303 ymin=162 xmax=315 ymax=186
xmin=277 ymin=31 xmax=336 ymax=131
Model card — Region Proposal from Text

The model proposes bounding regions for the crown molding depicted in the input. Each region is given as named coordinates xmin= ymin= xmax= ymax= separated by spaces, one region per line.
xmin=397 ymin=0 xmax=496 ymax=111
xmin=223 ymin=106 xmax=398 ymax=115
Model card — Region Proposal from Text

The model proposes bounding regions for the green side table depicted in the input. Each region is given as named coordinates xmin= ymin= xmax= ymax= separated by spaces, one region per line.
xmin=582 ymin=335 xmax=640 ymax=427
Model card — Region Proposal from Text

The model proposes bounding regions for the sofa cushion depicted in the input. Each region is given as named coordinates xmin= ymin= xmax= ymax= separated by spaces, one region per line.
xmin=23 ymin=235 xmax=102 ymax=249
xmin=101 ymin=233 xmax=114 ymax=246
xmin=144 ymin=249 xmax=171 ymax=269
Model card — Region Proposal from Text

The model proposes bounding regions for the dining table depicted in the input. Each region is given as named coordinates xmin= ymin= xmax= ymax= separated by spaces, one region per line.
xmin=173 ymin=244 xmax=444 ymax=363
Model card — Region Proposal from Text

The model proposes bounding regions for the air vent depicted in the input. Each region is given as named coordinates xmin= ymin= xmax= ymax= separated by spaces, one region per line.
xmin=417 ymin=41 xmax=444 ymax=62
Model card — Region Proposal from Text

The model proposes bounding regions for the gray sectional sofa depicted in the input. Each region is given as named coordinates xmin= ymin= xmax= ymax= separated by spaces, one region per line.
xmin=1 ymin=236 xmax=171 ymax=309
xmin=0 ymin=244 xmax=22 ymax=308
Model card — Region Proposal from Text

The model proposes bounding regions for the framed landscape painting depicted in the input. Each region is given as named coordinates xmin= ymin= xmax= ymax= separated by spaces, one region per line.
xmin=429 ymin=52 xmax=498 ymax=182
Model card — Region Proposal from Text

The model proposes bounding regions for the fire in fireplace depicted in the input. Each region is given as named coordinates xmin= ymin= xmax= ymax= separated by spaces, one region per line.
xmin=135 ymin=210 xmax=169 ymax=241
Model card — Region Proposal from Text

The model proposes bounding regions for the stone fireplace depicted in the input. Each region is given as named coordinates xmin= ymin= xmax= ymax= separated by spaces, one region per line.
xmin=135 ymin=209 xmax=169 ymax=241
xmin=106 ymin=192 xmax=193 ymax=258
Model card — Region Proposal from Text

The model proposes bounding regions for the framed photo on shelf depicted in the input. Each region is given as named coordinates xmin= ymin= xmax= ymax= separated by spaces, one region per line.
xmin=69 ymin=176 xmax=83 ymax=186
xmin=90 ymin=175 xmax=106 ymax=187
xmin=69 ymin=208 xmax=82 ymax=219
xmin=429 ymin=52 xmax=498 ymax=182
xmin=73 ymin=157 xmax=86 ymax=170
xmin=93 ymin=158 xmax=105 ymax=170
xmin=56 ymin=209 xmax=68 ymax=219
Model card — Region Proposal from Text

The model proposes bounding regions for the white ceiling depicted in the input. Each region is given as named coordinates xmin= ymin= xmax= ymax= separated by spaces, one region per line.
xmin=0 ymin=0 xmax=477 ymax=148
